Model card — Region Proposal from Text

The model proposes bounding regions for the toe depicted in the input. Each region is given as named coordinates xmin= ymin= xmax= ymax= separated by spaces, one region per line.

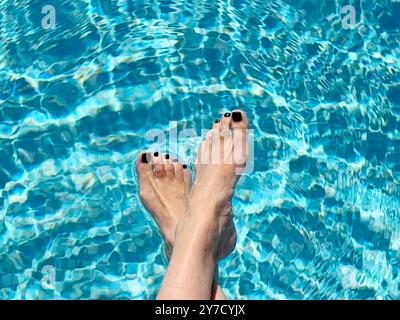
xmin=205 ymin=127 xmax=220 ymax=146
xmin=164 ymin=154 xmax=174 ymax=178
xmin=231 ymin=109 xmax=249 ymax=130
xmin=210 ymin=129 xmax=223 ymax=164
xmin=219 ymin=112 xmax=232 ymax=134
xmin=230 ymin=110 xmax=249 ymax=166
xmin=153 ymin=152 xmax=166 ymax=178
xmin=212 ymin=119 xmax=221 ymax=130
xmin=196 ymin=139 xmax=210 ymax=166
xmin=182 ymin=164 xmax=192 ymax=190
xmin=136 ymin=152 xmax=153 ymax=178
xmin=173 ymin=160 xmax=184 ymax=180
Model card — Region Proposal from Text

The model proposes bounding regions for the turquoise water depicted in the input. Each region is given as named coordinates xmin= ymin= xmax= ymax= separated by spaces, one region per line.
xmin=1 ymin=0 xmax=400 ymax=299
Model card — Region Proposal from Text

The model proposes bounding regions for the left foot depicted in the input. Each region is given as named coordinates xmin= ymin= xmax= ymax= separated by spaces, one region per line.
xmin=136 ymin=152 xmax=191 ymax=255
xmin=137 ymin=152 xmax=228 ymax=299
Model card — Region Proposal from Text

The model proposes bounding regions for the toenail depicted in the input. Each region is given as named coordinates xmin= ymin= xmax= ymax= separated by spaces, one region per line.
xmin=141 ymin=153 xmax=150 ymax=163
xmin=215 ymin=119 xmax=220 ymax=123
xmin=183 ymin=164 xmax=187 ymax=169
xmin=165 ymin=154 xmax=170 ymax=159
xmin=224 ymin=112 xmax=231 ymax=117
xmin=173 ymin=159 xmax=178 ymax=163
xmin=153 ymin=152 xmax=159 ymax=157
xmin=232 ymin=111 xmax=242 ymax=122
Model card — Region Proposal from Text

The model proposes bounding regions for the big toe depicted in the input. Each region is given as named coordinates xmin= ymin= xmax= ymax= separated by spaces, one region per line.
xmin=230 ymin=110 xmax=249 ymax=166
xmin=231 ymin=110 xmax=249 ymax=130
xmin=136 ymin=152 xmax=153 ymax=179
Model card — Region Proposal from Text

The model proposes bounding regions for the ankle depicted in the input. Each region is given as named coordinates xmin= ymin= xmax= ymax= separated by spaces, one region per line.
xmin=174 ymin=213 xmax=220 ymax=256
xmin=186 ymin=192 xmax=226 ymax=218
xmin=190 ymin=181 xmax=234 ymax=211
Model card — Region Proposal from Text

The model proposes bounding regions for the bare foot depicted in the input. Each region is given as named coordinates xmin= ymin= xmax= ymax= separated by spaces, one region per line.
xmin=136 ymin=152 xmax=191 ymax=255
xmin=191 ymin=110 xmax=249 ymax=259
xmin=137 ymin=152 xmax=228 ymax=299
xmin=137 ymin=109 xmax=248 ymax=260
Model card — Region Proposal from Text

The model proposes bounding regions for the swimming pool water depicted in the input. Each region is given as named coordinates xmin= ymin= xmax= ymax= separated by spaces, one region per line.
xmin=0 ymin=0 xmax=399 ymax=299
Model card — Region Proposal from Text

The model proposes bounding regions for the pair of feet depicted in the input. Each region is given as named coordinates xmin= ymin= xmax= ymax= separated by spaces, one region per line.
xmin=136 ymin=110 xmax=249 ymax=261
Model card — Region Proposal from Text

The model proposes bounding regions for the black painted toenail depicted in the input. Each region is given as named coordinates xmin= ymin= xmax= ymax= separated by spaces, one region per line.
xmin=153 ymin=152 xmax=159 ymax=157
xmin=224 ymin=112 xmax=231 ymax=117
xmin=232 ymin=111 xmax=242 ymax=122
xmin=165 ymin=154 xmax=170 ymax=159
xmin=215 ymin=119 xmax=220 ymax=123
xmin=141 ymin=153 xmax=149 ymax=163
xmin=183 ymin=164 xmax=187 ymax=169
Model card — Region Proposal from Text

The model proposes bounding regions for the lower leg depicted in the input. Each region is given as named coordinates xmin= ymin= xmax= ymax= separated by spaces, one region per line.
xmin=157 ymin=206 xmax=220 ymax=299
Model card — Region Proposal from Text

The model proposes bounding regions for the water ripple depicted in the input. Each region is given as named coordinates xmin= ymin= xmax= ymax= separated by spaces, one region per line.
xmin=0 ymin=0 xmax=400 ymax=299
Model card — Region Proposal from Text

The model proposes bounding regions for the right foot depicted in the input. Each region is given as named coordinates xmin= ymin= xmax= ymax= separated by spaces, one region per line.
xmin=187 ymin=110 xmax=249 ymax=259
